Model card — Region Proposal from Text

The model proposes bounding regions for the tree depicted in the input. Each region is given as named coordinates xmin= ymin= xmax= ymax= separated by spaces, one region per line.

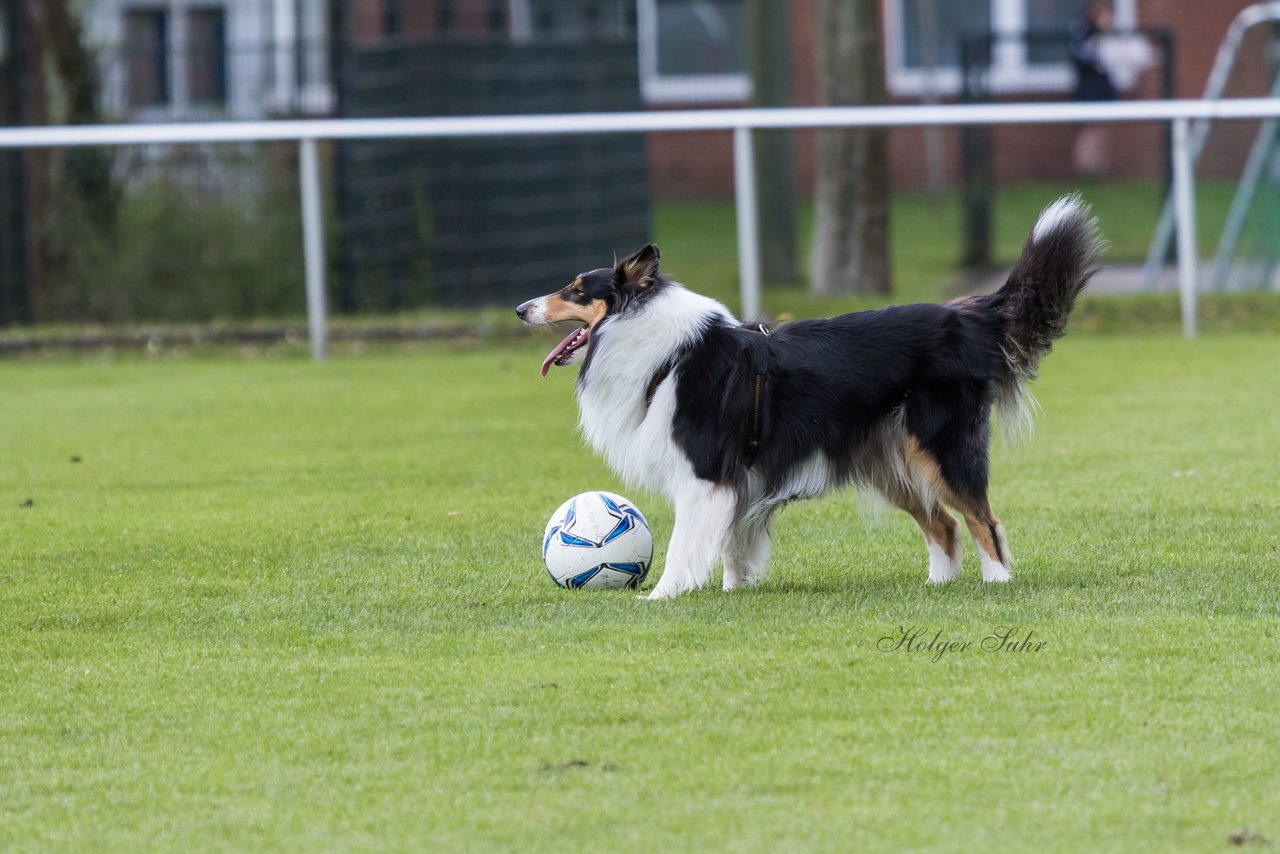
xmin=748 ymin=0 xmax=796 ymax=285
xmin=30 ymin=0 xmax=119 ymax=320
xmin=33 ymin=0 xmax=116 ymax=232
xmin=810 ymin=0 xmax=891 ymax=296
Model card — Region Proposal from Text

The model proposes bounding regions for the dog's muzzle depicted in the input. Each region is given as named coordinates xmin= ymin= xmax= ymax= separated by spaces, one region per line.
xmin=515 ymin=298 xmax=545 ymax=324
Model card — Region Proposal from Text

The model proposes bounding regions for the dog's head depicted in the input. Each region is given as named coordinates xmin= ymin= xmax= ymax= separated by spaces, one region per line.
xmin=516 ymin=244 xmax=663 ymax=376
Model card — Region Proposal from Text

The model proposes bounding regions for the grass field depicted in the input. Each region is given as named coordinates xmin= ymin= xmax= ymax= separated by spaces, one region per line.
xmin=4 ymin=180 xmax=1253 ymax=351
xmin=2 ymin=333 xmax=1277 ymax=851
xmin=655 ymin=180 xmax=1239 ymax=312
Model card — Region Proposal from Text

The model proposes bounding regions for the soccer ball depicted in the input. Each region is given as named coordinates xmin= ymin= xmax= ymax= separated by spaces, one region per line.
xmin=542 ymin=491 xmax=653 ymax=589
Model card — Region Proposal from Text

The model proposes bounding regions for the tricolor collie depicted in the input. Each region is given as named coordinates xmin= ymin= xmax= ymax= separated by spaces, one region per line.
xmin=517 ymin=196 xmax=1102 ymax=600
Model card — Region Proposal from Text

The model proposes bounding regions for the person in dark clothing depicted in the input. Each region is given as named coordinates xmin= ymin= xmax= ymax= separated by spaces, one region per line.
xmin=1069 ymin=0 xmax=1116 ymax=176
xmin=1070 ymin=0 xmax=1118 ymax=101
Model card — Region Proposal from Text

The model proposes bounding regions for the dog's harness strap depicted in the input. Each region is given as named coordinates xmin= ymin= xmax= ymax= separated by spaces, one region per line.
xmin=744 ymin=324 xmax=770 ymax=466
xmin=644 ymin=361 xmax=674 ymax=410
xmin=644 ymin=342 xmax=697 ymax=412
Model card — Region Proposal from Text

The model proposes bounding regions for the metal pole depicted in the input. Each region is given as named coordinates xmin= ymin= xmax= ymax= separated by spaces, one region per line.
xmin=9 ymin=99 xmax=1280 ymax=148
xmin=299 ymin=136 xmax=327 ymax=361
xmin=1142 ymin=6 xmax=1280 ymax=290
xmin=1172 ymin=117 xmax=1198 ymax=339
xmin=733 ymin=125 xmax=762 ymax=321
xmin=1211 ymin=113 xmax=1279 ymax=290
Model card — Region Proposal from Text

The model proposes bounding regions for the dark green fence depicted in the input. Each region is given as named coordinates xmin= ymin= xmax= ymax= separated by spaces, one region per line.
xmin=334 ymin=39 xmax=651 ymax=311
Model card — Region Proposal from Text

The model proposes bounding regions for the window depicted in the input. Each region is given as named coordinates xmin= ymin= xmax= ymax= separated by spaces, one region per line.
xmin=1025 ymin=0 xmax=1081 ymax=65
xmin=187 ymin=8 xmax=227 ymax=106
xmin=509 ymin=0 xmax=632 ymax=41
xmin=899 ymin=0 xmax=991 ymax=72
xmin=264 ymin=0 xmax=332 ymax=115
xmin=638 ymin=0 xmax=748 ymax=103
xmin=885 ymin=0 xmax=1137 ymax=96
xmin=297 ymin=0 xmax=332 ymax=112
xmin=125 ymin=9 xmax=170 ymax=107
xmin=298 ymin=1 xmax=328 ymax=87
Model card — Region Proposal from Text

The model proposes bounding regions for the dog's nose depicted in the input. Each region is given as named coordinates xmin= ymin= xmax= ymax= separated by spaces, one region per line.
xmin=515 ymin=301 xmax=530 ymax=320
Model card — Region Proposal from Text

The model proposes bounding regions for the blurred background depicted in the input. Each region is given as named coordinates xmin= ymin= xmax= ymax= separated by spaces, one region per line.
xmin=0 ymin=0 xmax=1277 ymax=334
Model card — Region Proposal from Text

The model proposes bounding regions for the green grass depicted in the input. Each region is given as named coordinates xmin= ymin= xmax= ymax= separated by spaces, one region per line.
xmin=656 ymin=180 xmax=1238 ymax=313
xmin=2 ymin=335 xmax=1278 ymax=851
xmin=2 ymin=180 xmax=1258 ymax=354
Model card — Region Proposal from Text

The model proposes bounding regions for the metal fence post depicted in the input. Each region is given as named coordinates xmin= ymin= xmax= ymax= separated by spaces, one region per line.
xmin=1171 ymin=117 xmax=1198 ymax=339
xmin=299 ymin=136 xmax=328 ymax=361
xmin=733 ymin=125 xmax=762 ymax=321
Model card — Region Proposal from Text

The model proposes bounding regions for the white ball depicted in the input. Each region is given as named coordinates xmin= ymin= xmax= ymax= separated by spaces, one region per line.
xmin=542 ymin=491 xmax=653 ymax=589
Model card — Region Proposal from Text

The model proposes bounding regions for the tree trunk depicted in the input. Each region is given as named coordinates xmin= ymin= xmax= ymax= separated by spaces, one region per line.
xmin=810 ymin=0 xmax=891 ymax=296
xmin=30 ymin=0 xmax=118 ymax=321
xmin=749 ymin=0 xmax=796 ymax=285
xmin=20 ymin=0 xmax=49 ymax=320
xmin=34 ymin=0 xmax=117 ymax=236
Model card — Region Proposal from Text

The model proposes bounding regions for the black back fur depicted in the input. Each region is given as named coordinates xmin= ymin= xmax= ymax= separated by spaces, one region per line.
xmin=672 ymin=305 xmax=1008 ymax=500
xmin=665 ymin=198 xmax=1101 ymax=503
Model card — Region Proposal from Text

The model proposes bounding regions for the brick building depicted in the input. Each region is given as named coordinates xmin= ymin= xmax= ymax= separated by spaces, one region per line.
xmin=83 ymin=0 xmax=1277 ymax=196
xmin=337 ymin=0 xmax=1275 ymax=198
xmin=642 ymin=0 xmax=1276 ymax=197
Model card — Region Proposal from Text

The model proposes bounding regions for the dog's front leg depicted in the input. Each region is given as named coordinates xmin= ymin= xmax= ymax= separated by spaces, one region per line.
xmin=647 ymin=480 xmax=736 ymax=600
xmin=722 ymin=513 xmax=773 ymax=591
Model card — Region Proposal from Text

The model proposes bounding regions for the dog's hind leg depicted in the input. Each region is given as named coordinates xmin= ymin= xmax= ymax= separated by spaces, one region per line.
xmin=918 ymin=470 xmax=1012 ymax=583
xmin=904 ymin=393 xmax=1012 ymax=583
xmin=722 ymin=512 xmax=774 ymax=591
xmin=954 ymin=495 xmax=1012 ymax=583
xmin=910 ymin=505 xmax=963 ymax=584
xmin=648 ymin=480 xmax=737 ymax=600
xmin=889 ymin=440 xmax=964 ymax=583
xmin=882 ymin=486 xmax=962 ymax=584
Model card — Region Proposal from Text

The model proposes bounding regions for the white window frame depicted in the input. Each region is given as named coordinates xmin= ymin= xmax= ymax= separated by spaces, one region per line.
xmin=120 ymin=3 xmax=177 ymax=120
xmin=884 ymin=0 xmax=1137 ymax=97
xmin=267 ymin=0 xmax=334 ymax=115
xmin=636 ymin=0 xmax=750 ymax=104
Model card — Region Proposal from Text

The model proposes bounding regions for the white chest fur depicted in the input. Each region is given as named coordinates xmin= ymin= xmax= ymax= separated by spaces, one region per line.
xmin=575 ymin=286 xmax=735 ymax=499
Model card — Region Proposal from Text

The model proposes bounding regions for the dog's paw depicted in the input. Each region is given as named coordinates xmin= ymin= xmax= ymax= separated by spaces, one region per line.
xmin=925 ymin=544 xmax=960 ymax=585
xmin=982 ymin=566 xmax=1013 ymax=583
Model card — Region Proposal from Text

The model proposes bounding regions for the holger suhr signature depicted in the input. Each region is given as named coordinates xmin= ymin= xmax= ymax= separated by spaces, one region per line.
xmin=877 ymin=625 xmax=1048 ymax=662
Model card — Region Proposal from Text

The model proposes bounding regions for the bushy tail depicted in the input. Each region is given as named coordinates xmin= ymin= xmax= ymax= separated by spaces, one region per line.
xmin=983 ymin=195 xmax=1104 ymax=440
xmin=995 ymin=194 xmax=1104 ymax=381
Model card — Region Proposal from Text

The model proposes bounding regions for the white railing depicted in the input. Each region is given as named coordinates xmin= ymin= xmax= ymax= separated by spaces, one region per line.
xmin=1142 ymin=2 xmax=1280 ymax=289
xmin=5 ymin=97 xmax=1280 ymax=357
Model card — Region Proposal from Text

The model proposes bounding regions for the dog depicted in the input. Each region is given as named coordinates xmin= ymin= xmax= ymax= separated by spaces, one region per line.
xmin=517 ymin=196 xmax=1102 ymax=599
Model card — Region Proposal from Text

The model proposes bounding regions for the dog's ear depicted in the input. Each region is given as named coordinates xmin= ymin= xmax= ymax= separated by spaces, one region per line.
xmin=617 ymin=243 xmax=661 ymax=289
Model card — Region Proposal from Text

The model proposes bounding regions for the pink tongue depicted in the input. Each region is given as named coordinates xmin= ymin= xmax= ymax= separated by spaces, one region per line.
xmin=540 ymin=327 xmax=583 ymax=377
